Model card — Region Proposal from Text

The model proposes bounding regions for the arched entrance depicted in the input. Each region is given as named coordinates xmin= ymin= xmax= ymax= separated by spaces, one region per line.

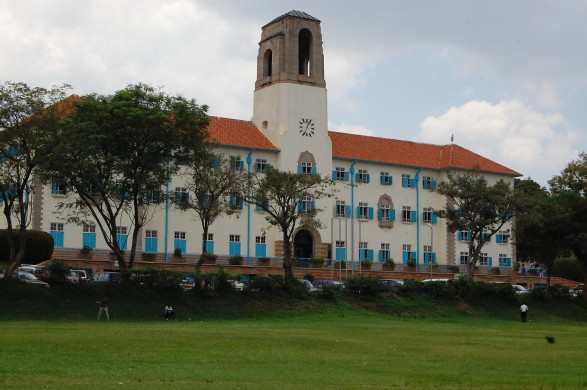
xmin=294 ymin=229 xmax=313 ymax=259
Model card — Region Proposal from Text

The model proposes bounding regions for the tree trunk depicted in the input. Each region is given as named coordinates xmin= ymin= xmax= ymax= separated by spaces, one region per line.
xmin=282 ymin=232 xmax=294 ymax=280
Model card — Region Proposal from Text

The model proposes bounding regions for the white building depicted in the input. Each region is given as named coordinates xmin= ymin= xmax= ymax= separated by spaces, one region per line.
xmin=23 ymin=11 xmax=521 ymax=272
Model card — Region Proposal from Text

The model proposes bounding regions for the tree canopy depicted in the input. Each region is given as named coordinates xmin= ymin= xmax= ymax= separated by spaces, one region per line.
xmin=435 ymin=169 xmax=517 ymax=281
xmin=40 ymin=83 xmax=209 ymax=270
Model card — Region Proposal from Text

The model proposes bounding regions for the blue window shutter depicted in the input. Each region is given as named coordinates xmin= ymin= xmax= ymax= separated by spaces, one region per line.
xmin=213 ymin=156 xmax=221 ymax=169
xmin=410 ymin=252 xmax=417 ymax=260
xmin=367 ymin=249 xmax=374 ymax=261
xmin=117 ymin=234 xmax=128 ymax=251
xmin=431 ymin=213 xmax=438 ymax=224
xmin=345 ymin=205 xmax=351 ymax=218
xmin=402 ymin=177 xmax=408 ymax=187
xmin=488 ymin=257 xmax=493 ymax=266
xmin=366 ymin=174 xmax=370 ymax=183
xmin=206 ymin=241 xmax=214 ymax=253
xmin=355 ymin=173 xmax=360 ymax=182
xmin=390 ymin=208 xmax=396 ymax=221
xmin=83 ymin=233 xmax=96 ymax=249
xmin=432 ymin=253 xmax=436 ymax=264
xmin=356 ymin=206 xmax=360 ymax=219
xmin=51 ymin=180 xmax=57 ymax=193
xmin=239 ymin=160 xmax=244 ymax=170
xmin=496 ymin=234 xmax=501 ymax=243
xmin=174 ymin=192 xmax=181 ymax=206
xmin=51 ymin=231 xmax=64 ymax=248
xmin=297 ymin=165 xmax=303 ymax=174
xmin=336 ymin=247 xmax=346 ymax=261
xmin=297 ymin=201 xmax=303 ymax=212
xmin=430 ymin=180 xmax=437 ymax=190
xmin=311 ymin=166 xmax=317 ymax=175
xmin=343 ymin=172 xmax=349 ymax=181
xmin=410 ymin=210 xmax=417 ymax=222
xmin=311 ymin=200 xmax=315 ymax=210
xmin=333 ymin=170 xmax=337 ymax=179
xmin=507 ymin=258 xmax=512 ymax=267
xmin=410 ymin=178 xmax=417 ymax=187
xmin=378 ymin=208 xmax=383 ymax=220
xmin=402 ymin=251 xmax=409 ymax=264
xmin=255 ymin=243 xmax=266 ymax=257
xmin=378 ymin=250 xmax=384 ymax=261
xmin=368 ymin=207 xmax=374 ymax=220
xmin=380 ymin=175 xmax=386 ymax=185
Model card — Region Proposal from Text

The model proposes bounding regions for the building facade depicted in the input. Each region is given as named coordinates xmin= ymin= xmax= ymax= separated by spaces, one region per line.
xmin=13 ymin=11 xmax=521 ymax=272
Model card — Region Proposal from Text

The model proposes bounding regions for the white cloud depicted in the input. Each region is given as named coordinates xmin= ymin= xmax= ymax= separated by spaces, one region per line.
xmin=419 ymin=100 xmax=582 ymax=185
xmin=329 ymin=122 xmax=374 ymax=136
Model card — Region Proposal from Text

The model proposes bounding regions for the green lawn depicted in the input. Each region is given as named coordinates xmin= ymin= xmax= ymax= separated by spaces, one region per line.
xmin=1 ymin=309 xmax=586 ymax=389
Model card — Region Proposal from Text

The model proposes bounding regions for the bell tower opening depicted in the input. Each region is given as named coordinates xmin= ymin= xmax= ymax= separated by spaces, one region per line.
xmin=298 ymin=29 xmax=311 ymax=76
xmin=264 ymin=49 xmax=273 ymax=77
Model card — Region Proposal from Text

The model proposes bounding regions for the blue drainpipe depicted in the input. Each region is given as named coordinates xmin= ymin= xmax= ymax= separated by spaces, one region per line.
xmin=164 ymin=164 xmax=170 ymax=263
xmin=415 ymin=167 xmax=423 ymax=272
xmin=349 ymin=160 xmax=357 ymax=273
xmin=246 ymin=149 xmax=255 ymax=266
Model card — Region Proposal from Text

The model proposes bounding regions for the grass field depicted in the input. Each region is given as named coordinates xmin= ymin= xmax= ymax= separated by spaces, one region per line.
xmin=1 ymin=282 xmax=587 ymax=389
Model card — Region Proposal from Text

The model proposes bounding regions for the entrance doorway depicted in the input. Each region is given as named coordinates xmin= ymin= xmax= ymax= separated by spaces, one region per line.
xmin=294 ymin=229 xmax=313 ymax=259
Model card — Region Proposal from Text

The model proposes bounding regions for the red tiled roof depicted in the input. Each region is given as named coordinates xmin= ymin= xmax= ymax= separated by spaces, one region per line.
xmin=207 ymin=117 xmax=278 ymax=151
xmin=328 ymin=131 xmax=521 ymax=176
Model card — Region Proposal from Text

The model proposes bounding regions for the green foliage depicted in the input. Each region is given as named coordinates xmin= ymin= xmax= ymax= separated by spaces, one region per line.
xmin=553 ymin=257 xmax=585 ymax=281
xmin=361 ymin=259 xmax=373 ymax=268
xmin=201 ymin=267 xmax=238 ymax=291
xmin=309 ymin=257 xmax=324 ymax=264
xmin=173 ymin=247 xmax=183 ymax=257
xmin=0 ymin=229 xmax=54 ymax=263
xmin=383 ymin=258 xmax=395 ymax=268
xmin=247 ymin=275 xmax=285 ymax=292
xmin=490 ymin=267 xmax=501 ymax=275
xmin=123 ymin=268 xmax=184 ymax=291
xmin=448 ymin=265 xmax=460 ymax=273
xmin=45 ymin=259 xmax=71 ymax=281
xmin=200 ymin=252 xmax=217 ymax=263
xmin=141 ymin=252 xmax=156 ymax=261
xmin=229 ymin=255 xmax=243 ymax=265
xmin=407 ymin=259 xmax=416 ymax=267
xmin=345 ymin=275 xmax=385 ymax=296
xmin=80 ymin=245 xmax=93 ymax=255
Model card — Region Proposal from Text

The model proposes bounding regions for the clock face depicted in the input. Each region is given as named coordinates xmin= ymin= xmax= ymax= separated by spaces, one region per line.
xmin=299 ymin=118 xmax=315 ymax=137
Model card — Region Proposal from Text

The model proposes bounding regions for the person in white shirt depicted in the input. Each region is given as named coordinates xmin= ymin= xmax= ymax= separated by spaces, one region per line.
xmin=164 ymin=305 xmax=175 ymax=320
xmin=520 ymin=303 xmax=529 ymax=323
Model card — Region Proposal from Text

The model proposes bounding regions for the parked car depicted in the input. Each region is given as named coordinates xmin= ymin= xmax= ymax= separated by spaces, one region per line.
xmin=92 ymin=271 xmax=121 ymax=284
xmin=179 ymin=278 xmax=196 ymax=291
xmin=313 ymin=279 xmax=344 ymax=290
xmin=572 ymin=283 xmax=584 ymax=297
xmin=71 ymin=269 xmax=90 ymax=284
xmin=422 ymin=278 xmax=451 ymax=284
xmin=230 ymin=280 xmax=245 ymax=291
xmin=298 ymin=279 xmax=318 ymax=292
xmin=380 ymin=279 xmax=404 ymax=288
xmin=512 ymin=284 xmax=529 ymax=294
xmin=13 ymin=271 xmax=50 ymax=287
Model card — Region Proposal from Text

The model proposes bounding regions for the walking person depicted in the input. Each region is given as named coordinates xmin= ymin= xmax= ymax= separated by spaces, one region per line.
xmin=520 ymin=303 xmax=528 ymax=323
xmin=97 ymin=295 xmax=110 ymax=321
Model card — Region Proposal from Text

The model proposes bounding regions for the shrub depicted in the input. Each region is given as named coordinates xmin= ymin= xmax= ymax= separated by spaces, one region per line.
xmin=383 ymin=259 xmax=395 ymax=268
xmin=45 ymin=259 xmax=71 ymax=280
xmin=547 ymin=284 xmax=572 ymax=298
xmin=173 ymin=247 xmax=183 ymax=257
xmin=200 ymin=252 xmax=217 ymax=263
xmin=80 ymin=245 xmax=93 ymax=255
xmin=309 ymin=257 xmax=324 ymax=265
xmin=361 ymin=260 xmax=373 ymax=268
xmin=141 ymin=252 xmax=156 ymax=261
xmin=257 ymin=257 xmax=271 ymax=263
xmin=407 ymin=259 xmax=416 ymax=267
xmin=490 ymin=268 xmax=501 ymax=275
xmin=513 ymin=262 xmax=521 ymax=272
xmin=202 ymin=267 xmax=235 ymax=291
xmin=448 ymin=265 xmax=460 ymax=273
xmin=345 ymin=275 xmax=384 ymax=296
xmin=247 ymin=275 xmax=285 ymax=292
xmin=229 ymin=256 xmax=243 ymax=265
xmin=124 ymin=268 xmax=184 ymax=290
xmin=553 ymin=258 xmax=585 ymax=281
xmin=334 ymin=261 xmax=346 ymax=269
xmin=0 ymin=229 xmax=54 ymax=263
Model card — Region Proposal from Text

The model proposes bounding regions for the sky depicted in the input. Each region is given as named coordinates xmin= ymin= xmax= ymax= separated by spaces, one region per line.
xmin=1 ymin=0 xmax=586 ymax=186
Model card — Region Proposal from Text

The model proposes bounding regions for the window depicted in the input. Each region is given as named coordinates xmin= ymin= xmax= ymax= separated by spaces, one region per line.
xmin=204 ymin=233 xmax=214 ymax=253
xmin=255 ymin=159 xmax=268 ymax=173
xmin=145 ymin=230 xmax=158 ymax=253
xmin=298 ymin=196 xmax=314 ymax=213
xmin=458 ymin=231 xmax=470 ymax=241
xmin=51 ymin=179 xmax=67 ymax=196
xmin=230 ymin=156 xmax=244 ymax=171
xmin=358 ymin=202 xmax=372 ymax=220
xmin=402 ymin=174 xmax=415 ymax=188
xmin=229 ymin=234 xmax=241 ymax=256
xmin=402 ymin=206 xmax=414 ymax=223
xmin=116 ymin=226 xmax=128 ymax=251
xmin=147 ymin=189 xmax=161 ymax=204
xmin=81 ymin=224 xmax=96 ymax=249
xmin=380 ymin=172 xmax=392 ymax=186
xmin=50 ymin=222 xmax=64 ymax=248
xmin=499 ymin=254 xmax=511 ymax=267
xmin=335 ymin=241 xmax=346 ymax=261
xmin=379 ymin=243 xmax=390 ymax=262
xmin=481 ymin=230 xmax=492 ymax=242
xmin=379 ymin=204 xmax=391 ymax=221
xmin=423 ymin=207 xmax=436 ymax=224
xmin=460 ymin=252 xmax=469 ymax=265
xmin=479 ymin=253 xmax=490 ymax=266
xmin=357 ymin=169 xmax=370 ymax=184
xmin=333 ymin=167 xmax=348 ymax=181
xmin=255 ymin=236 xmax=267 ymax=257
xmin=263 ymin=49 xmax=272 ymax=77
xmin=402 ymin=244 xmax=416 ymax=263
xmin=496 ymin=230 xmax=510 ymax=244
xmin=298 ymin=29 xmax=311 ymax=76
xmin=174 ymin=187 xmax=189 ymax=207
xmin=422 ymin=176 xmax=437 ymax=190
xmin=299 ymin=161 xmax=314 ymax=175
xmin=174 ymin=231 xmax=186 ymax=255
xmin=359 ymin=242 xmax=373 ymax=261
xmin=423 ymin=245 xmax=436 ymax=264
xmin=229 ymin=194 xmax=244 ymax=210
xmin=336 ymin=200 xmax=348 ymax=218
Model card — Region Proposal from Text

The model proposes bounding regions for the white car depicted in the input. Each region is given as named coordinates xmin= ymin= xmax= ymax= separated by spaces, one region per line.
xmin=298 ymin=279 xmax=318 ymax=292
xmin=512 ymin=284 xmax=529 ymax=294
xmin=230 ymin=280 xmax=245 ymax=291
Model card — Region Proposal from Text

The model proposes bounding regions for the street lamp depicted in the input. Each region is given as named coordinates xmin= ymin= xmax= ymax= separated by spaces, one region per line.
xmin=427 ymin=223 xmax=433 ymax=279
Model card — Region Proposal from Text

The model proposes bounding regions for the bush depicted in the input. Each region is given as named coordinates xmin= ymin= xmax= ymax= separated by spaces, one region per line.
xmin=407 ymin=259 xmax=416 ymax=267
xmin=547 ymin=284 xmax=572 ymax=299
xmin=490 ymin=268 xmax=501 ymax=275
xmin=200 ymin=252 xmax=217 ymax=263
xmin=229 ymin=256 xmax=243 ymax=265
xmin=80 ymin=245 xmax=93 ymax=255
xmin=334 ymin=261 xmax=346 ymax=269
xmin=124 ymin=268 xmax=185 ymax=291
xmin=361 ymin=260 xmax=373 ymax=269
xmin=247 ymin=275 xmax=285 ymax=292
xmin=310 ymin=257 xmax=324 ymax=265
xmin=45 ymin=259 xmax=71 ymax=284
xmin=0 ymin=229 xmax=54 ymax=263
xmin=448 ymin=265 xmax=460 ymax=273
xmin=201 ymin=267 xmax=241 ymax=292
xmin=173 ymin=247 xmax=183 ymax=257
xmin=141 ymin=252 xmax=156 ymax=261
xmin=383 ymin=259 xmax=395 ymax=268
xmin=553 ymin=258 xmax=585 ymax=281
xmin=345 ymin=275 xmax=385 ymax=296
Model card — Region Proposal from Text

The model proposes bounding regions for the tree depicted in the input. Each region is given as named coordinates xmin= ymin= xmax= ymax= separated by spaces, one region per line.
xmin=435 ymin=169 xmax=517 ymax=281
xmin=515 ymin=178 xmax=571 ymax=287
xmin=0 ymin=81 xmax=70 ymax=278
xmin=40 ymin=83 xmax=209 ymax=270
xmin=549 ymin=154 xmax=587 ymax=298
xmin=180 ymin=153 xmax=247 ymax=269
xmin=246 ymin=167 xmax=333 ymax=280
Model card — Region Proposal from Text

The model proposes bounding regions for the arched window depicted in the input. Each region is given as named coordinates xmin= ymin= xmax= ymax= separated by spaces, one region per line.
xmin=298 ymin=29 xmax=312 ymax=76
xmin=263 ymin=49 xmax=273 ymax=77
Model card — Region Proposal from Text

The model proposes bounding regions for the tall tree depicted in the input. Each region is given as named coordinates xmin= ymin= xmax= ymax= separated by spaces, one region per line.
xmin=40 ymin=83 xmax=209 ymax=270
xmin=246 ymin=167 xmax=333 ymax=280
xmin=435 ymin=169 xmax=517 ymax=281
xmin=549 ymin=153 xmax=587 ymax=298
xmin=180 ymin=153 xmax=247 ymax=269
xmin=0 ymin=81 xmax=70 ymax=278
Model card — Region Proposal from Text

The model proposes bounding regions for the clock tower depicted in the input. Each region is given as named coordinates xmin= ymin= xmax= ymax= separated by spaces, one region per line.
xmin=252 ymin=11 xmax=332 ymax=174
